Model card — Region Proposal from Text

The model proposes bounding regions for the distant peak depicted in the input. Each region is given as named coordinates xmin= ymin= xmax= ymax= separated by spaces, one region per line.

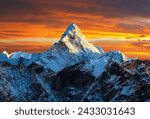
xmin=3 ymin=50 xmax=12 ymax=58
xmin=3 ymin=50 xmax=8 ymax=54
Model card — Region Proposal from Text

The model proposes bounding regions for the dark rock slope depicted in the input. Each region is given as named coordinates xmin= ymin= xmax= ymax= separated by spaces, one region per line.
xmin=1 ymin=59 xmax=149 ymax=102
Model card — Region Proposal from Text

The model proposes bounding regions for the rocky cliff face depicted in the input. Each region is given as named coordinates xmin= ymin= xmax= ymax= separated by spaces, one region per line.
xmin=50 ymin=60 xmax=150 ymax=102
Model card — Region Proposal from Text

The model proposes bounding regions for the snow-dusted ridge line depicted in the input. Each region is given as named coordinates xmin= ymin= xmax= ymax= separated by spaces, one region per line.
xmin=3 ymin=51 xmax=13 ymax=58
xmin=32 ymin=23 xmax=105 ymax=72
xmin=0 ymin=23 xmax=131 ymax=73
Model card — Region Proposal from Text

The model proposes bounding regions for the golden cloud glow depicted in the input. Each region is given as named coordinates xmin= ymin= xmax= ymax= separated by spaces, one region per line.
xmin=0 ymin=0 xmax=149 ymax=59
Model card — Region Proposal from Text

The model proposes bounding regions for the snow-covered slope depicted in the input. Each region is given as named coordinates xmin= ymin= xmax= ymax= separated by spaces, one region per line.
xmin=79 ymin=50 xmax=129 ymax=78
xmin=51 ymin=59 xmax=150 ymax=102
xmin=0 ymin=53 xmax=8 ymax=62
xmin=96 ymin=46 xmax=105 ymax=54
xmin=81 ymin=57 xmax=110 ymax=78
xmin=107 ymin=50 xmax=129 ymax=63
xmin=10 ymin=51 xmax=32 ymax=59
xmin=3 ymin=51 xmax=12 ymax=58
xmin=0 ymin=63 xmax=56 ymax=101
xmin=33 ymin=23 xmax=102 ymax=71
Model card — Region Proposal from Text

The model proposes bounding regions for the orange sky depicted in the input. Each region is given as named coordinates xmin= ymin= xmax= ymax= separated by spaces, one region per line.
xmin=0 ymin=39 xmax=149 ymax=60
xmin=0 ymin=0 xmax=149 ymax=60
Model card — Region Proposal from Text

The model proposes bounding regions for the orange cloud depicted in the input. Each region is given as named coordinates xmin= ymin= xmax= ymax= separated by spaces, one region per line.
xmin=0 ymin=40 xmax=149 ymax=60
xmin=0 ymin=0 xmax=149 ymax=59
xmin=92 ymin=40 xmax=150 ymax=60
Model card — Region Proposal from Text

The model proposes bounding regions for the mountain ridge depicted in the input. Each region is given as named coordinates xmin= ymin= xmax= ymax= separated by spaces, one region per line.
xmin=0 ymin=23 xmax=129 ymax=72
xmin=0 ymin=23 xmax=149 ymax=102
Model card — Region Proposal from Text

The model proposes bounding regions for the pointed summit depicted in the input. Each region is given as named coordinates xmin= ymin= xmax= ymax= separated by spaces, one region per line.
xmin=63 ymin=23 xmax=78 ymax=35
xmin=57 ymin=23 xmax=100 ymax=54
xmin=38 ymin=23 xmax=102 ymax=71
xmin=60 ymin=23 xmax=85 ymax=43
xmin=3 ymin=51 xmax=12 ymax=58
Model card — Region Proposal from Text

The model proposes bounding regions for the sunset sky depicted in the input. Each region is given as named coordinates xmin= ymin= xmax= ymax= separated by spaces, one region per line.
xmin=0 ymin=0 xmax=149 ymax=59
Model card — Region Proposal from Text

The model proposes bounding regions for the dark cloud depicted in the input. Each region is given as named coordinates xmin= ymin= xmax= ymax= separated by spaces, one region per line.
xmin=0 ymin=0 xmax=149 ymax=23
xmin=115 ymin=22 xmax=145 ymax=34
xmin=89 ymin=0 xmax=150 ymax=18
xmin=0 ymin=30 xmax=40 ymax=39
xmin=1 ymin=30 xmax=23 ymax=33
xmin=0 ymin=41 xmax=51 ymax=53
xmin=0 ymin=0 xmax=149 ymax=39
xmin=117 ymin=23 xmax=143 ymax=30
xmin=0 ymin=33 xmax=24 ymax=37
xmin=132 ymin=41 xmax=150 ymax=49
xmin=139 ymin=34 xmax=146 ymax=37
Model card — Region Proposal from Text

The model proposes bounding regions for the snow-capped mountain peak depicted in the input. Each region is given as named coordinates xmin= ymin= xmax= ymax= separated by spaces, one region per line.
xmin=37 ymin=23 xmax=102 ymax=71
xmin=2 ymin=51 xmax=12 ymax=58
xmin=0 ymin=23 xmax=130 ymax=72
xmin=60 ymin=23 xmax=85 ymax=42
xmin=57 ymin=23 xmax=101 ymax=54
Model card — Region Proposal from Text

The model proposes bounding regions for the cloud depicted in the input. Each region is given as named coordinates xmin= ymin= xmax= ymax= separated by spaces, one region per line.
xmin=116 ymin=22 xmax=144 ymax=34
xmin=132 ymin=41 xmax=150 ymax=49
xmin=0 ymin=0 xmax=150 ymax=22
xmin=0 ymin=0 xmax=150 ymax=39
xmin=0 ymin=41 xmax=52 ymax=53
xmin=139 ymin=34 xmax=146 ymax=38
xmin=117 ymin=23 xmax=143 ymax=30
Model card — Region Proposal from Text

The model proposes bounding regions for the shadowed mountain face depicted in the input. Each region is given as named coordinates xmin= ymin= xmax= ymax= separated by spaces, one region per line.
xmin=51 ymin=60 xmax=150 ymax=102
xmin=0 ymin=24 xmax=149 ymax=102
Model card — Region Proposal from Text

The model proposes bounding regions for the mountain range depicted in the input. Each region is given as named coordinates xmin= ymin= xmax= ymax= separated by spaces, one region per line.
xmin=0 ymin=23 xmax=149 ymax=102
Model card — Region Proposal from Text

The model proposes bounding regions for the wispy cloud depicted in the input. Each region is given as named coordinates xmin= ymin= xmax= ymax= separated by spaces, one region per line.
xmin=0 ymin=0 xmax=149 ymax=39
xmin=0 ymin=0 xmax=149 ymax=59
xmin=132 ymin=41 xmax=150 ymax=49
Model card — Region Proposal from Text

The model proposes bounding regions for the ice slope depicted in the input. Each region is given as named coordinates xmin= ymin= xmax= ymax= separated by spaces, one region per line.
xmin=81 ymin=56 xmax=110 ymax=78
